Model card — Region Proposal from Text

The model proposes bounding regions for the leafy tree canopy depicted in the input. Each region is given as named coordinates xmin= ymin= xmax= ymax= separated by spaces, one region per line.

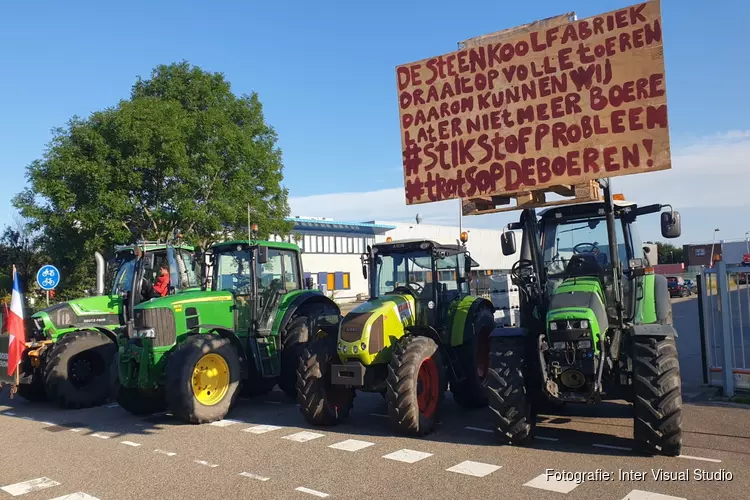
xmin=13 ymin=61 xmax=291 ymax=294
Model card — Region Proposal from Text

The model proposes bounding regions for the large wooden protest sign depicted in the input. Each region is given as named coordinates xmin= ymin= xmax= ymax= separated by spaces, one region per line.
xmin=396 ymin=0 xmax=670 ymax=208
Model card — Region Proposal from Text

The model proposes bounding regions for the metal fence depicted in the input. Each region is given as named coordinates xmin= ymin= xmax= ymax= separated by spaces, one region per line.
xmin=700 ymin=261 xmax=750 ymax=396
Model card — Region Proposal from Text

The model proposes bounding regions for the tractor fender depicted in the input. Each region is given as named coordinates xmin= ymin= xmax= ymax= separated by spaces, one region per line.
xmin=276 ymin=291 xmax=341 ymax=337
xmin=653 ymin=274 xmax=673 ymax=326
xmin=69 ymin=326 xmax=119 ymax=346
xmin=629 ymin=324 xmax=677 ymax=338
xmin=186 ymin=325 xmax=250 ymax=379
xmin=449 ymin=296 xmax=494 ymax=347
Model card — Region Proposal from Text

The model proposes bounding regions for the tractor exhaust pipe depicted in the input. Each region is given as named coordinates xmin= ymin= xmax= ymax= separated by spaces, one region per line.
xmin=95 ymin=251 xmax=105 ymax=295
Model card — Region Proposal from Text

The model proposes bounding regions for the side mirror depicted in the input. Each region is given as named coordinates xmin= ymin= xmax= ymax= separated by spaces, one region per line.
xmin=501 ymin=231 xmax=517 ymax=256
xmin=304 ymin=277 xmax=314 ymax=290
xmin=661 ymin=211 xmax=681 ymax=239
xmin=643 ymin=246 xmax=651 ymax=254
xmin=257 ymin=245 xmax=269 ymax=264
xmin=143 ymin=253 xmax=155 ymax=271
xmin=360 ymin=253 xmax=368 ymax=279
xmin=464 ymin=254 xmax=472 ymax=274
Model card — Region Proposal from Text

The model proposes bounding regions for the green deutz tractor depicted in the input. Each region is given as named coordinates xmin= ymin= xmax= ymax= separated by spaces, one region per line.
xmin=5 ymin=243 xmax=196 ymax=409
xmin=487 ymin=180 xmax=684 ymax=456
xmin=297 ymin=237 xmax=495 ymax=436
xmin=117 ymin=238 xmax=340 ymax=424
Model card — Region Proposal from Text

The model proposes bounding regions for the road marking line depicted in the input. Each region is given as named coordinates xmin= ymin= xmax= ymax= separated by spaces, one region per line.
xmin=446 ymin=460 xmax=501 ymax=478
xmin=243 ymin=424 xmax=283 ymax=434
xmin=120 ymin=441 xmax=141 ymax=447
xmin=208 ymin=419 xmax=242 ymax=427
xmin=328 ymin=439 xmax=375 ymax=452
xmin=464 ymin=426 xmax=493 ymax=434
xmin=592 ymin=443 xmax=632 ymax=452
xmin=369 ymin=413 xmax=389 ymax=418
xmin=535 ymin=436 xmax=560 ymax=442
xmin=621 ymin=489 xmax=687 ymax=500
xmin=69 ymin=428 xmax=83 ymax=432
xmin=90 ymin=433 xmax=111 ymax=440
xmin=154 ymin=449 xmax=177 ymax=457
xmin=1 ymin=477 xmax=61 ymax=496
xmin=48 ymin=493 xmax=101 ymax=500
xmin=104 ymin=403 xmax=120 ymax=409
xmin=194 ymin=459 xmax=219 ymax=468
xmin=382 ymin=449 xmax=433 ymax=464
xmin=295 ymin=486 xmax=329 ymax=498
xmin=524 ymin=473 xmax=580 ymax=494
xmin=40 ymin=421 xmax=56 ymax=426
xmin=678 ymin=454 xmax=722 ymax=463
xmin=282 ymin=431 xmax=325 ymax=443
xmin=240 ymin=472 xmax=270 ymax=482
xmin=3 ymin=411 xmax=16 ymax=416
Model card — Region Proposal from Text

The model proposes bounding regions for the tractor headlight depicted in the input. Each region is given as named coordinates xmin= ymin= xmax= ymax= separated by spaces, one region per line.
xmin=342 ymin=345 xmax=348 ymax=353
xmin=352 ymin=345 xmax=359 ymax=354
xmin=552 ymin=341 xmax=566 ymax=350
xmin=578 ymin=340 xmax=592 ymax=349
xmin=549 ymin=322 xmax=558 ymax=331
xmin=360 ymin=343 xmax=367 ymax=351
xmin=579 ymin=320 xmax=589 ymax=329
xmin=337 ymin=343 xmax=343 ymax=352
xmin=133 ymin=328 xmax=156 ymax=338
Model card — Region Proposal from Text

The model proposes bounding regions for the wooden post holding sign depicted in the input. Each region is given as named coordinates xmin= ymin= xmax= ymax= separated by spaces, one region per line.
xmin=36 ymin=264 xmax=61 ymax=307
xmin=395 ymin=0 xmax=670 ymax=213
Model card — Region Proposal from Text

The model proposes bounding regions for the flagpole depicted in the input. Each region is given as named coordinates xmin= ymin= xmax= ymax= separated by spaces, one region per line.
xmin=11 ymin=266 xmax=18 ymax=396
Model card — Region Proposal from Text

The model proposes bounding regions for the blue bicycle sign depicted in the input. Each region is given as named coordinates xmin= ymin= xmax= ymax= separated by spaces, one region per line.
xmin=36 ymin=264 xmax=61 ymax=290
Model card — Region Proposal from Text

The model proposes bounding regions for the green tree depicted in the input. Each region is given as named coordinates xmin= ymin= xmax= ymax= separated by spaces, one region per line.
xmin=652 ymin=242 xmax=684 ymax=264
xmin=13 ymin=61 xmax=291 ymax=295
xmin=0 ymin=218 xmax=47 ymax=300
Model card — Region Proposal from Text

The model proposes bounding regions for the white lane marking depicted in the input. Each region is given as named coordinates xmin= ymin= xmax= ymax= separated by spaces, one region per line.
xmin=621 ymin=490 xmax=687 ymax=500
xmin=524 ymin=473 xmax=580 ymax=494
xmin=1 ymin=477 xmax=61 ymax=496
xmin=382 ymin=449 xmax=433 ymax=464
xmin=535 ymin=436 xmax=560 ymax=442
xmin=105 ymin=403 xmax=120 ymax=409
xmin=369 ymin=413 xmax=389 ymax=418
xmin=40 ymin=421 xmax=56 ymax=426
xmin=243 ymin=424 xmax=283 ymax=434
xmin=239 ymin=472 xmax=270 ymax=482
xmin=592 ymin=443 xmax=632 ymax=452
xmin=48 ymin=493 xmax=101 ymax=500
xmin=154 ymin=449 xmax=177 ymax=457
xmin=328 ymin=439 xmax=375 ymax=452
xmin=282 ymin=431 xmax=325 ymax=443
xmin=69 ymin=428 xmax=83 ymax=433
xmin=120 ymin=441 xmax=141 ymax=447
xmin=209 ymin=419 xmax=242 ymax=427
xmin=446 ymin=460 xmax=501 ymax=478
xmin=90 ymin=433 xmax=111 ymax=440
xmin=464 ymin=426 xmax=493 ymax=434
xmin=295 ymin=486 xmax=329 ymax=498
xmin=4 ymin=411 xmax=16 ymax=416
xmin=678 ymin=454 xmax=722 ymax=463
xmin=194 ymin=459 xmax=219 ymax=468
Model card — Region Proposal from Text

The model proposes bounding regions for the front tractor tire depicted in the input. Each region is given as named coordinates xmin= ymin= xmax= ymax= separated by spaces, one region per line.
xmin=632 ymin=335 xmax=683 ymax=456
xmin=296 ymin=338 xmax=354 ymax=426
xmin=43 ymin=330 xmax=118 ymax=409
xmin=487 ymin=335 xmax=534 ymax=445
xmin=279 ymin=315 xmax=317 ymax=399
xmin=451 ymin=307 xmax=495 ymax=409
xmin=165 ymin=334 xmax=241 ymax=424
xmin=387 ymin=335 xmax=446 ymax=436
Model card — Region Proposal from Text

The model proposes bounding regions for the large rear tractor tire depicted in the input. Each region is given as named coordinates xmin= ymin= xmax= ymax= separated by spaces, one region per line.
xmin=632 ymin=335 xmax=683 ymax=456
xmin=279 ymin=315 xmax=316 ymax=399
xmin=43 ymin=330 xmax=118 ymax=409
xmin=296 ymin=338 xmax=354 ymax=426
xmin=117 ymin=386 xmax=167 ymax=416
xmin=487 ymin=335 xmax=534 ymax=445
xmin=387 ymin=335 xmax=446 ymax=436
xmin=166 ymin=335 xmax=241 ymax=424
xmin=451 ymin=307 xmax=495 ymax=409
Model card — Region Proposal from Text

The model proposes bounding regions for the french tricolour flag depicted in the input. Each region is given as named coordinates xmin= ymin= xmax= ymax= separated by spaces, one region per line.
xmin=7 ymin=266 xmax=27 ymax=377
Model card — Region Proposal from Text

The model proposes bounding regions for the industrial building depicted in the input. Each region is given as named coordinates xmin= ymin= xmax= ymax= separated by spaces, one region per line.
xmin=268 ymin=216 xmax=520 ymax=302
xmin=683 ymin=238 xmax=750 ymax=267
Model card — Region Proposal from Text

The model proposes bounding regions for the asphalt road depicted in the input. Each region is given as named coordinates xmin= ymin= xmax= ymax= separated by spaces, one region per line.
xmin=0 ymin=296 xmax=745 ymax=500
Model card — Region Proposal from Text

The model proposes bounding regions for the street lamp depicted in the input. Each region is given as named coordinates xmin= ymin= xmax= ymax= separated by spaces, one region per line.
xmin=709 ymin=228 xmax=720 ymax=268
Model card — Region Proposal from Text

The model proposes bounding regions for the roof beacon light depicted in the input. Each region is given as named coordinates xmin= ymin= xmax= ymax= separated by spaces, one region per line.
xmin=612 ymin=193 xmax=626 ymax=201
xmin=251 ymin=223 xmax=259 ymax=232
xmin=460 ymin=231 xmax=469 ymax=243
xmin=385 ymin=237 xmax=393 ymax=242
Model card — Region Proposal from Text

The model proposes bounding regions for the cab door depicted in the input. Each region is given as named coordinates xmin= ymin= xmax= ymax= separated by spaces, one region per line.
xmin=253 ymin=247 xmax=302 ymax=336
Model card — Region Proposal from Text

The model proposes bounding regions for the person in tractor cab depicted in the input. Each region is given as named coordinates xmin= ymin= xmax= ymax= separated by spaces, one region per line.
xmin=152 ymin=262 xmax=170 ymax=297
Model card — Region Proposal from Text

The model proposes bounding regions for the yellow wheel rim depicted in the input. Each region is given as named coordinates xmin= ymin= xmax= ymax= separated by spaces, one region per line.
xmin=191 ymin=353 xmax=230 ymax=406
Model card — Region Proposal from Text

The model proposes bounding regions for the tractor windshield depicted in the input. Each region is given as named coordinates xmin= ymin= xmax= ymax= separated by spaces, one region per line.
xmin=112 ymin=258 xmax=136 ymax=295
xmin=542 ymin=216 xmax=628 ymax=277
xmin=374 ymin=251 xmax=432 ymax=297
xmin=214 ymin=249 xmax=254 ymax=295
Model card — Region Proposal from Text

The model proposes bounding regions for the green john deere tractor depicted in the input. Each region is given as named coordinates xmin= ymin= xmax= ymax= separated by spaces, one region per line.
xmin=487 ymin=179 xmax=684 ymax=456
xmin=116 ymin=238 xmax=340 ymax=424
xmin=297 ymin=237 xmax=495 ymax=436
xmin=4 ymin=243 xmax=196 ymax=409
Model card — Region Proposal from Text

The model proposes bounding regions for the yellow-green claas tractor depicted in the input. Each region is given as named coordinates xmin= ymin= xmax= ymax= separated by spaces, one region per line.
xmin=296 ymin=237 xmax=495 ymax=436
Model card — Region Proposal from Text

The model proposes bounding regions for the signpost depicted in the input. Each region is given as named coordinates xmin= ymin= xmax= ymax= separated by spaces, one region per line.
xmin=36 ymin=264 xmax=61 ymax=307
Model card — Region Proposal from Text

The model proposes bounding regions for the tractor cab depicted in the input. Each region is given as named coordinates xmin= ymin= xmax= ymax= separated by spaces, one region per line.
xmin=112 ymin=243 xmax=197 ymax=301
xmin=364 ymin=238 xmax=476 ymax=329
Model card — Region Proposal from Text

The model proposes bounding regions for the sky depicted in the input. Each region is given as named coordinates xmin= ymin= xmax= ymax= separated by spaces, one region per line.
xmin=0 ymin=0 xmax=748 ymax=246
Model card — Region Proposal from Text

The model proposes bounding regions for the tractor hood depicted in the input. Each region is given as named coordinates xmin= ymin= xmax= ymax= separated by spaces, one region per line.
xmin=337 ymin=293 xmax=416 ymax=366
xmin=31 ymin=295 xmax=122 ymax=338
